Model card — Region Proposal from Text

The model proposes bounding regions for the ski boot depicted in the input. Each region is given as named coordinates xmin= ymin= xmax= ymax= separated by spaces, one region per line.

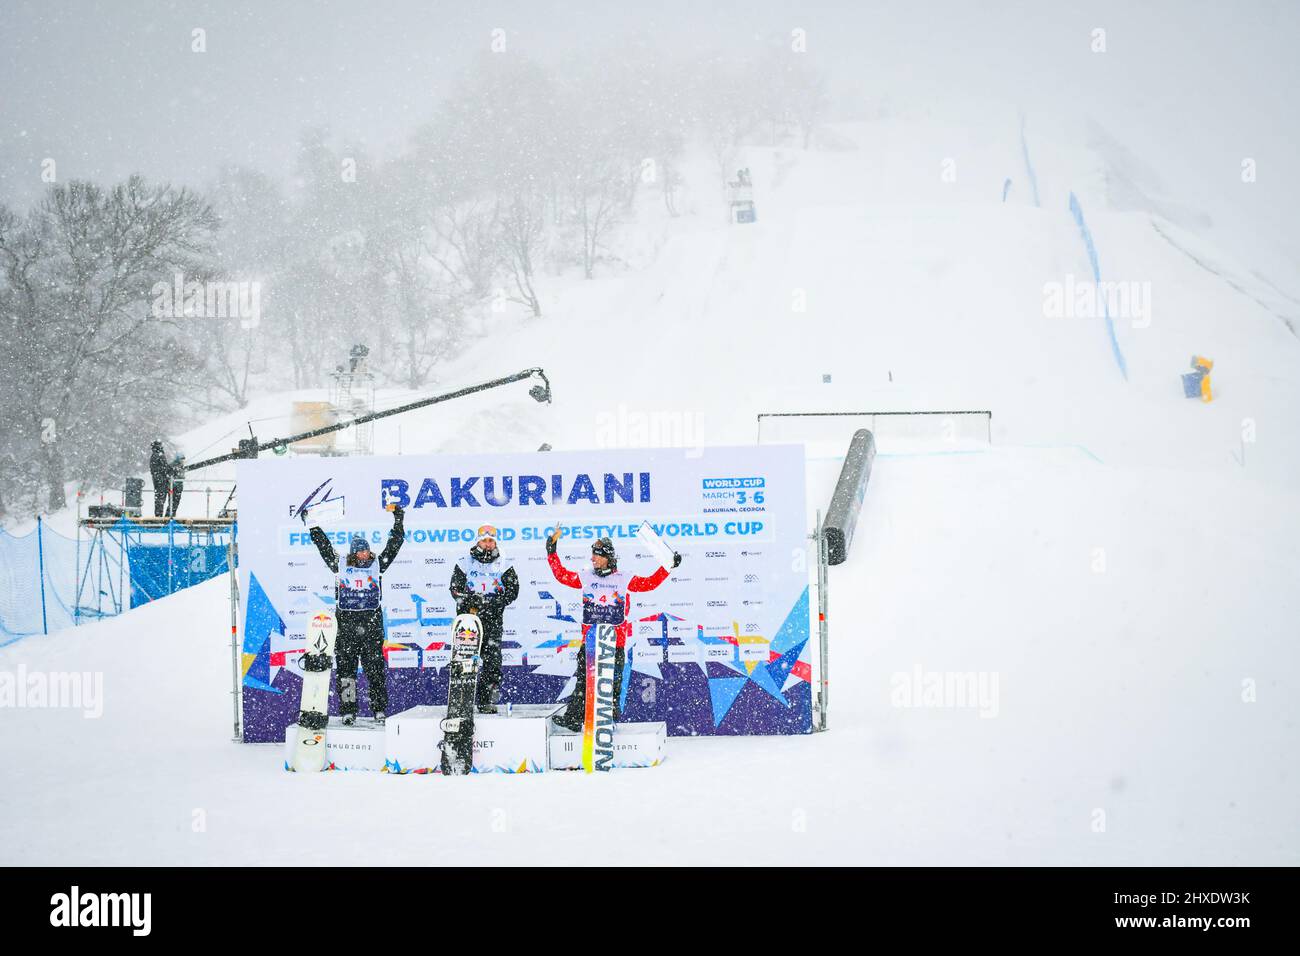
xmin=341 ymin=713 xmax=356 ymax=727
xmin=373 ymin=711 xmax=386 ymax=725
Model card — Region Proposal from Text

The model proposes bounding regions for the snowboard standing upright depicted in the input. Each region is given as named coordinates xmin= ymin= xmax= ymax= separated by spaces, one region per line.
xmin=291 ymin=610 xmax=338 ymax=772
xmin=583 ymin=623 xmax=620 ymax=773
xmin=635 ymin=520 xmax=677 ymax=570
xmin=439 ymin=613 xmax=484 ymax=775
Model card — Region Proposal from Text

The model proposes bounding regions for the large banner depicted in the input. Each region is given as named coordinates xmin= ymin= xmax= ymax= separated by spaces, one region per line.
xmin=236 ymin=445 xmax=811 ymax=742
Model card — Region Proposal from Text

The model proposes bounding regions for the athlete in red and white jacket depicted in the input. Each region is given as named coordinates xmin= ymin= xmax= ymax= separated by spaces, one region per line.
xmin=545 ymin=523 xmax=680 ymax=730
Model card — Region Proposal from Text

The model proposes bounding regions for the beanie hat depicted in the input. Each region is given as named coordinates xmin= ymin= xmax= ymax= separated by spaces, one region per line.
xmin=591 ymin=537 xmax=617 ymax=572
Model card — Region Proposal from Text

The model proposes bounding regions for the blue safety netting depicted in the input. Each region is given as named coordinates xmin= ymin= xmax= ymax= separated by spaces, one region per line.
xmin=0 ymin=520 xmax=78 ymax=645
xmin=126 ymin=542 xmax=230 ymax=608
xmin=0 ymin=517 xmax=234 ymax=646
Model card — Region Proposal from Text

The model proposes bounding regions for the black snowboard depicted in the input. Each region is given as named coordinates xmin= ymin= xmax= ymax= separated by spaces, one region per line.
xmin=439 ymin=613 xmax=483 ymax=775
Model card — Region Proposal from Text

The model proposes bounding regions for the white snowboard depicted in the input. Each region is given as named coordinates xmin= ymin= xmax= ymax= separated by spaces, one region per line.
xmin=290 ymin=610 xmax=338 ymax=772
xmin=635 ymin=521 xmax=677 ymax=570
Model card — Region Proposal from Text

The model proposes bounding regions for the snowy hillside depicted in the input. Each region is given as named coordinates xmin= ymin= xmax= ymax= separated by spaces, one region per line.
xmin=36 ymin=111 xmax=1300 ymax=507
xmin=4 ymin=447 xmax=1297 ymax=865
xmin=3 ymin=112 xmax=1299 ymax=865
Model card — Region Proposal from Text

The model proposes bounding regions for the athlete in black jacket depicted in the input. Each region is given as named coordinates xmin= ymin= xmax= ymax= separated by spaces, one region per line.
xmin=308 ymin=504 xmax=405 ymax=724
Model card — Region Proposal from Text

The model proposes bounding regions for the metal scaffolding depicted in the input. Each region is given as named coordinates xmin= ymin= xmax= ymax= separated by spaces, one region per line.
xmin=74 ymin=514 xmax=236 ymax=624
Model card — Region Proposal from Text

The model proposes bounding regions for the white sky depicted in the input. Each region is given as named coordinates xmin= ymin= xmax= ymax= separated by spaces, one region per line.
xmin=2 ymin=0 xmax=1296 ymax=256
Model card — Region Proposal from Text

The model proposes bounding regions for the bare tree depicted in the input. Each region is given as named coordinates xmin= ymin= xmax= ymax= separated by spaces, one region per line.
xmin=567 ymin=162 xmax=625 ymax=279
xmin=200 ymin=165 xmax=295 ymax=407
xmin=0 ymin=178 xmax=217 ymax=511
xmin=189 ymin=320 xmax=257 ymax=409
xmin=414 ymin=55 xmax=563 ymax=305
xmin=498 ymin=190 xmax=544 ymax=315
xmin=557 ymin=72 xmax=637 ymax=279
xmin=696 ymin=59 xmax=759 ymax=185
xmin=427 ymin=198 xmax=500 ymax=298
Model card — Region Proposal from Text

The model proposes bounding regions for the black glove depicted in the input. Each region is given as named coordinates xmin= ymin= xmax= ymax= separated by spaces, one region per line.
xmin=672 ymin=552 xmax=682 ymax=569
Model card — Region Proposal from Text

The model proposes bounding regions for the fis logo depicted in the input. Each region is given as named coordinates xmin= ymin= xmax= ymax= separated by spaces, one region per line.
xmin=291 ymin=478 xmax=345 ymax=522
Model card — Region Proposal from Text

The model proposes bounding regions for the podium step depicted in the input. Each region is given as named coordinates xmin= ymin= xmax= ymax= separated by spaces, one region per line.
xmin=283 ymin=707 xmax=667 ymax=773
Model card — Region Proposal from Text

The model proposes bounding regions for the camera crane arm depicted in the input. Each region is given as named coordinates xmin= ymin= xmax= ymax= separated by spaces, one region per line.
xmin=184 ymin=367 xmax=552 ymax=472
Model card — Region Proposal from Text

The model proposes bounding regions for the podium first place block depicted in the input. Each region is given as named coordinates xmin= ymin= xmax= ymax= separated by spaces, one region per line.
xmin=385 ymin=704 xmax=559 ymax=774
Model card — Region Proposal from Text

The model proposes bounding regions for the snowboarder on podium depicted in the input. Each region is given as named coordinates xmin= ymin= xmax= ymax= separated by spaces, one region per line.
xmin=308 ymin=504 xmax=405 ymax=724
xmin=545 ymin=525 xmax=681 ymax=731
xmin=449 ymin=524 xmax=519 ymax=713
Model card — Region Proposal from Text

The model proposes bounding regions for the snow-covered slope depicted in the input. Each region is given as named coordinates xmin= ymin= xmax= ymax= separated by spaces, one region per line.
xmin=3 ymin=111 xmax=1298 ymax=864
xmin=45 ymin=113 xmax=1295 ymax=493
xmin=2 ymin=446 xmax=1296 ymax=865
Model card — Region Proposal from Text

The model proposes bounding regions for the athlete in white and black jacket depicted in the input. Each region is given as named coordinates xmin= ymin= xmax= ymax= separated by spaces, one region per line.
xmin=449 ymin=524 xmax=519 ymax=713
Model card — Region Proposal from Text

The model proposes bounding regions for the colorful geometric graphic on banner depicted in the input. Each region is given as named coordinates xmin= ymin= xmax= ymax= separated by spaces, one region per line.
xmin=236 ymin=446 xmax=812 ymax=742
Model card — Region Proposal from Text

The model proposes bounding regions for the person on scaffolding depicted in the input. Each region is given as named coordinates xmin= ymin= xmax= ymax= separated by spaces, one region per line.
xmin=149 ymin=441 xmax=169 ymax=517
xmin=164 ymin=454 xmax=185 ymax=518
